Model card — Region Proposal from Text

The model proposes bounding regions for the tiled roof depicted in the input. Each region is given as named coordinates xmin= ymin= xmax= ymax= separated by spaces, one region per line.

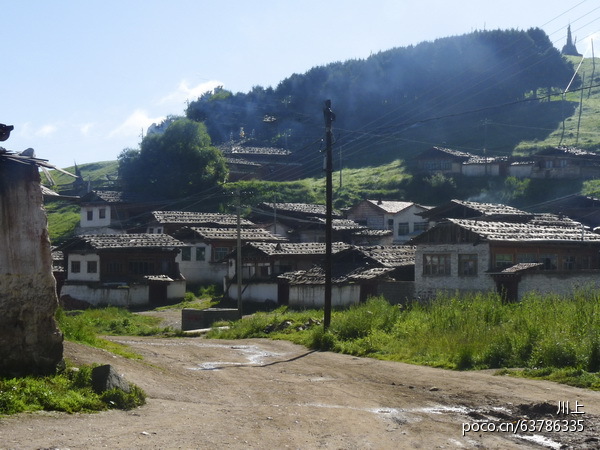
xmin=535 ymin=146 xmax=600 ymax=158
xmin=222 ymin=146 xmax=291 ymax=156
xmin=355 ymin=245 xmax=416 ymax=267
xmin=279 ymin=265 xmax=394 ymax=285
xmin=186 ymin=227 xmax=285 ymax=242
xmin=66 ymin=234 xmax=185 ymax=250
xmin=259 ymin=202 xmax=341 ymax=217
xmin=450 ymin=199 xmax=528 ymax=216
xmin=81 ymin=190 xmax=157 ymax=204
xmin=152 ymin=211 xmax=253 ymax=227
xmin=246 ymin=241 xmax=350 ymax=256
xmin=311 ymin=218 xmax=366 ymax=231
xmin=493 ymin=263 xmax=544 ymax=274
xmin=366 ymin=200 xmax=415 ymax=214
xmin=448 ymin=218 xmax=600 ymax=242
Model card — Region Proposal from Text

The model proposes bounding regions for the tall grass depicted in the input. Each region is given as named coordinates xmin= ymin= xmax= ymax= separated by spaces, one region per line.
xmin=209 ymin=292 xmax=600 ymax=388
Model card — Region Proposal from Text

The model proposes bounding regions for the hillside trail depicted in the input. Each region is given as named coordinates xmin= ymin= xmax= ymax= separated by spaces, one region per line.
xmin=0 ymin=311 xmax=599 ymax=449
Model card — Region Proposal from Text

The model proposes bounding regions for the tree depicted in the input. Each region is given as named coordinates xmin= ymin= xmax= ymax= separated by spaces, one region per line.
xmin=118 ymin=118 xmax=228 ymax=200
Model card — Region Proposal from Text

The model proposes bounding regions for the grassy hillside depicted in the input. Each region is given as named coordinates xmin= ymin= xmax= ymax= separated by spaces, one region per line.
xmin=516 ymin=56 xmax=600 ymax=154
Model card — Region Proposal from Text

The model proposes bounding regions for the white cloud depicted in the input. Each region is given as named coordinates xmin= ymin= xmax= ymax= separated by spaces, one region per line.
xmin=109 ymin=109 xmax=165 ymax=139
xmin=158 ymin=79 xmax=222 ymax=106
xmin=79 ymin=123 xmax=94 ymax=136
xmin=36 ymin=124 xmax=57 ymax=137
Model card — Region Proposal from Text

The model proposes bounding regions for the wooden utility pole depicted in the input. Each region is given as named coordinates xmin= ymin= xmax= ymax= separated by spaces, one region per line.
xmin=236 ymin=188 xmax=243 ymax=319
xmin=323 ymin=100 xmax=335 ymax=329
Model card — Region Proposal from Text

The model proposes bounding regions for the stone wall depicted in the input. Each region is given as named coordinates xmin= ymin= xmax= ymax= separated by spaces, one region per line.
xmin=0 ymin=160 xmax=63 ymax=376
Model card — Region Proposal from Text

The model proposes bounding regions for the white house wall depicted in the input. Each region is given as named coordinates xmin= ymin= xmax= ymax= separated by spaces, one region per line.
xmin=415 ymin=243 xmax=495 ymax=300
xmin=61 ymin=284 xmax=150 ymax=307
xmin=80 ymin=206 xmax=111 ymax=229
xmin=289 ymin=284 xmax=361 ymax=308
xmin=386 ymin=205 xmax=430 ymax=243
xmin=177 ymin=244 xmax=227 ymax=284
xmin=226 ymin=282 xmax=278 ymax=303
xmin=67 ymin=253 xmax=101 ymax=282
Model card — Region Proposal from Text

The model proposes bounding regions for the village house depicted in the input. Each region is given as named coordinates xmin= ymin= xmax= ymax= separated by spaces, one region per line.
xmin=77 ymin=190 xmax=166 ymax=235
xmin=220 ymin=141 xmax=303 ymax=181
xmin=527 ymin=194 xmax=600 ymax=231
xmin=528 ymin=146 xmax=600 ymax=179
xmin=412 ymin=146 xmax=478 ymax=175
xmin=58 ymin=233 xmax=186 ymax=308
xmin=144 ymin=210 xmax=255 ymax=235
xmin=346 ymin=199 xmax=430 ymax=243
xmin=410 ymin=215 xmax=600 ymax=302
xmin=173 ymin=226 xmax=286 ymax=286
xmin=278 ymin=245 xmax=416 ymax=308
xmin=224 ymin=241 xmax=350 ymax=304
xmin=251 ymin=202 xmax=365 ymax=243
xmin=418 ymin=199 xmax=530 ymax=228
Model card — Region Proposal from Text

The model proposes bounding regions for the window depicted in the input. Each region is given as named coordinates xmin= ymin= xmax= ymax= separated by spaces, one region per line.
xmin=458 ymin=254 xmax=478 ymax=276
xmin=106 ymin=261 xmax=123 ymax=274
xmin=87 ymin=261 xmax=97 ymax=274
xmin=563 ymin=255 xmax=575 ymax=270
xmin=494 ymin=254 xmax=513 ymax=269
xmin=387 ymin=219 xmax=394 ymax=231
xmin=148 ymin=227 xmax=154 ymax=234
xmin=181 ymin=247 xmax=191 ymax=261
xmin=259 ymin=265 xmax=270 ymax=277
xmin=213 ymin=247 xmax=229 ymax=261
xmin=129 ymin=261 xmax=155 ymax=275
xmin=195 ymin=247 xmax=205 ymax=261
xmin=71 ymin=260 xmax=81 ymax=273
xmin=423 ymin=254 xmax=451 ymax=276
xmin=414 ymin=221 xmax=428 ymax=232
xmin=99 ymin=208 xmax=106 ymax=219
xmin=539 ymin=253 xmax=557 ymax=270
xmin=517 ymin=253 xmax=537 ymax=263
xmin=397 ymin=222 xmax=409 ymax=235
xmin=86 ymin=210 xmax=93 ymax=221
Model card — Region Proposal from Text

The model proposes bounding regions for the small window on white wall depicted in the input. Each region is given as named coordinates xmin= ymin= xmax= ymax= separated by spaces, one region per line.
xmin=87 ymin=261 xmax=98 ymax=273
xmin=71 ymin=260 xmax=81 ymax=273
xmin=86 ymin=210 xmax=93 ymax=221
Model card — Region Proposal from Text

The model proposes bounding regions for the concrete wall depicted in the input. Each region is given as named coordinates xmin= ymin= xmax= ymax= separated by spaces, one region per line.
xmin=177 ymin=243 xmax=227 ymax=284
xmin=80 ymin=205 xmax=111 ymax=228
xmin=415 ymin=243 xmax=495 ymax=300
xmin=289 ymin=284 xmax=361 ymax=308
xmin=61 ymin=279 xmax=186 ymax=307
xmin=226 ymin=282 xmax=278 ymax=303
xmin=518 ymin=271 xmax=600 ymax=300
xmin=67 ymin=253 xmax=101 ymax=281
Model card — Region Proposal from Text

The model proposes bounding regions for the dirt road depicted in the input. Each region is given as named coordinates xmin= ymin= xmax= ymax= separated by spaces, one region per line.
xmin=1 ymin=334 xmax=599 ymax=449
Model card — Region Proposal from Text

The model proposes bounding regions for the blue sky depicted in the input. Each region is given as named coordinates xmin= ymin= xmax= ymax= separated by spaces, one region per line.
xmin=2 ymin=0 xmax=599 ymax=169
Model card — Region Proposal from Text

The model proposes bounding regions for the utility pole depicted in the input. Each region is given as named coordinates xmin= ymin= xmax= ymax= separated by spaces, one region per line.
xmin=236 ymin=188 xmax=243 ymax=319
xmin=323 ymin=100 xmax=335 ymax=329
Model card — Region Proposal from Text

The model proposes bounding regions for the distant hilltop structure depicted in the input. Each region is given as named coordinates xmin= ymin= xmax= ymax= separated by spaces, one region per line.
xmin=561 ymin=25 xmax=582 ymax=57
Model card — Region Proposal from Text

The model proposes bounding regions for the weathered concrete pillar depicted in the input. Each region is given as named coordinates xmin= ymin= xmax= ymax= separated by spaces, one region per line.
xmin=0 ymin=159 xmax=64 ymax=376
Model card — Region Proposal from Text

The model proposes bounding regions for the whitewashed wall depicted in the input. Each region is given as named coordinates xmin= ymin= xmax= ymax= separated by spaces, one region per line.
xmin=414 ymin=243 xmax=494 ymax=300
xmin=289 ymin=284 xmax=361 ymax=308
